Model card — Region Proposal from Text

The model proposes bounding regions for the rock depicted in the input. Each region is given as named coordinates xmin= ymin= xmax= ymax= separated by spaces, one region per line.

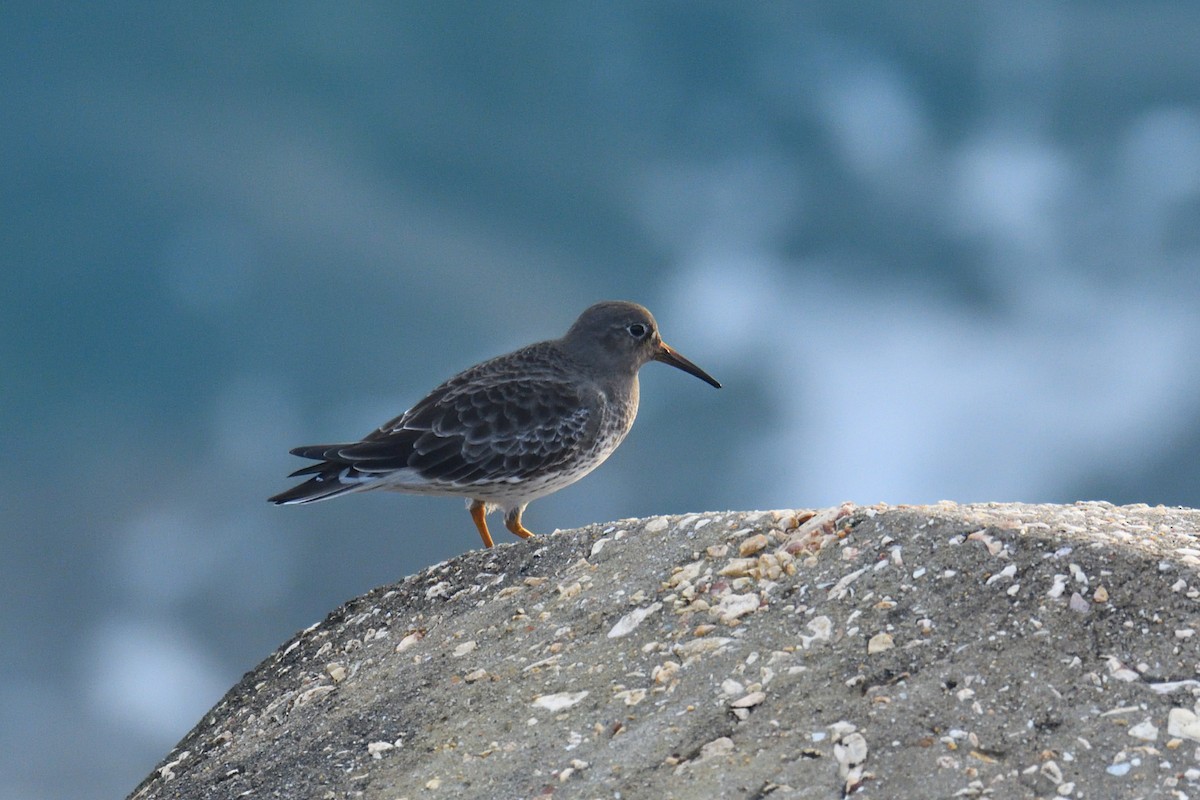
xmin=128 ymin=503 xmax=1200 ymax=800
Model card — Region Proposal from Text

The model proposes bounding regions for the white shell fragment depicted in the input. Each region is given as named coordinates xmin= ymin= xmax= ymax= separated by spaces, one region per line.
xmin=730 ymin=691 xmax=766 ymax=709
xmin=1127 ymin=720 xmax=1158 ymax=741
xmin=607 ymin=602 xmax=663 ymax=638
xmin=367 ymin=741 xmax=395 ymax=759
xmin=532 ymin=691 xmax=589 ymax=712
xmin=1168 ymin=708 xmax=1200 ymax=743
xmin=644 ymin=517 xmax=669 ymax=533
xmin=867 ymin=632 xmax=894 ymax=654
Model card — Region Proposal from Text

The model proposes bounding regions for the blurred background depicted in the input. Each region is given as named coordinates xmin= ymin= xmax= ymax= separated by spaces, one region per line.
xmin=4 ymin=3 xmax=1200 ymax=797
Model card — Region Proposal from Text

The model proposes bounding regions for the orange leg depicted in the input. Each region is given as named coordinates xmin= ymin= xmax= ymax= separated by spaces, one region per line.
xmin=504 ymin=507 xmax=536 ymax=540
xmin=469 ymin=501 xmax=494 ymax=548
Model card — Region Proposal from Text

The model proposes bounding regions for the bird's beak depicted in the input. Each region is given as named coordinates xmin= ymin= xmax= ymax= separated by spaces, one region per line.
xmin=653 ymin=342 xmax=722 ymax=388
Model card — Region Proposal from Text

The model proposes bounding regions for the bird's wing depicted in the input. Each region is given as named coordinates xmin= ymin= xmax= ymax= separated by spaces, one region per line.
xmin=332 ymin=372 xmax=601 ymax=488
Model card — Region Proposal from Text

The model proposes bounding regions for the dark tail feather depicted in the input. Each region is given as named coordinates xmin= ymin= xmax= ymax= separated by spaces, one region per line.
xmin=289 ymin=444 xmax=341 ymax=460
xmin=268 ymin=472 xmax=363 ymax=505
xmin=270 ymin=443 xmax=373 ymax=505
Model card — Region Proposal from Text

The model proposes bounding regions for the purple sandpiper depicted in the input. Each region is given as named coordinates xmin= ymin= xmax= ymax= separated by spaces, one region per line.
xmin=269 ymin=301 xmax=720 ymax=548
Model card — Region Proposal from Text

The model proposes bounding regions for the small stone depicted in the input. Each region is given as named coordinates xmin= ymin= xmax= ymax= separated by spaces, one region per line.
xmin=452 ymin=641 xmax=477 ymax=657
xmin=645 ymin=517 xmax=669 ymax=533
xmin=367 ymin=741 xmax=395 ymax=759
xmin=719 ymin=558 xmax=758 ymax=578
xmin=698 ymin=737 xmax=734 ymax=760
xmin=739 ymin=534 xmax=770 ymax=557
xmin=867 ymin=632 xmax=894 ymax=654
xmin=395 ymin=631 xmax=424 ymax=652
xmin=653 ymin=660 xmax=681 ymax=684
xmin=325 ymin=663 xmax=347 ymax=682
xmin=674 ymin=637 xmax=732 ymax=659
xmin=668 ymin=561 xmax=704 ymax=588
xmin=533 ymin=691 xmax=589 ymax=712
xmin=293 ymin=685 xmax=336 ymax=706
xmin=713 ymin=593 xmax=760 ymax=623
xmin=1127 ymin=720 xmax=1158 ymax=741
xmin=801 ymin=616 xmax=833 ymax=648
xmin=731 ymin=691 xmax=766 ymax=709
xmin=1093 ymin=585 xmax=1109 ymax=603
xmin=607 ymin=603 xmax=663 ymax=639
xmin=463 ymin=669 xmax=488 ymax=683
xmin=1040 ymin=760 xmax=1063 ymax=784
xmin=1068 ymin=593 xmax=1089 ymax=613
xmin=1167 ymin=708 xmax=1200 ymax=743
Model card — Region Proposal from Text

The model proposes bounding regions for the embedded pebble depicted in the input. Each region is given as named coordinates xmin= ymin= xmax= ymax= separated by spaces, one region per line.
xmin=867 ymin=632 xmax=894 ymax=654
xmin=698 ymin=737 xmax=734 ymax=760
xmin=532 ymin=691 xmax=589 ymax=712
xmin=452 ymin=641 xmax=477 ymax=657
xmin=1167 ymin=708 xmax=1200 ymax=742
xmin=985 ymin=564 xmax=1017 ymax=585
xmin=801 ymin=616 xmax=833 ymax=648
xmin=653 ymin=661 xmax=681 ymax=684
xmin=738 ymin=534 xmax=770 ymax=556
xmin=607 ymin=602 xmax=662 ymax=639
xmin=833 ymin=731 xmax=868 ymax=787
xmin=425 ymin=581 xmax=452 ymax=599
xmin=1127 ymin=720 xmax=1158 ymax=741
xmin=367 ymin=741 xmax=394 ymax=759
xmin=645 ymin=517 xmax=669 ymax=533
xmin=730 ymin=691 xmax=766 ymax=709
xmin=713 ymin=593 xmax=760 ymax=623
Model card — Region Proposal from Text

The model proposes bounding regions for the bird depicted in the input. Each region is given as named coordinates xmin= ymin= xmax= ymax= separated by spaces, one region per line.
xmin=269 ymin=300 xmax=721 ymax=548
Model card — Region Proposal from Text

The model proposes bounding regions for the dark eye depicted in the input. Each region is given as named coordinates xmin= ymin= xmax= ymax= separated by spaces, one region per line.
xmin=627 ymin=322 xmax=649 ymax=339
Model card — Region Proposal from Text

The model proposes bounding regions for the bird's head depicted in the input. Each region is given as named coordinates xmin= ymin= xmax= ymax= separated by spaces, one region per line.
xmin=562 ymin=301 xmax=721 ymax=388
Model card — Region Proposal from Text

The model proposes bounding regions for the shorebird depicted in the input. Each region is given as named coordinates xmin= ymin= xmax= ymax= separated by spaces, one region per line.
xmin=269 ymin=301 xmax=720 ymax=547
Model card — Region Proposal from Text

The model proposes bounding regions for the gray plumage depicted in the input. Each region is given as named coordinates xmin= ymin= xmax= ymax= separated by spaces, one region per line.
xmin=270 ymin=301 xmax=720 ymax=547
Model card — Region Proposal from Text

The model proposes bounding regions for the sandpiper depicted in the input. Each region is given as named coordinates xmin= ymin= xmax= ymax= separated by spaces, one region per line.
xmin=269 ymin=301 xmax=720 ymax=547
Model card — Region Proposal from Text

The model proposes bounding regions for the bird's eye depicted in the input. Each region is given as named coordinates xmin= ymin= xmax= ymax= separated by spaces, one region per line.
xmin=627 ymin=323 xmax=649 ymax=339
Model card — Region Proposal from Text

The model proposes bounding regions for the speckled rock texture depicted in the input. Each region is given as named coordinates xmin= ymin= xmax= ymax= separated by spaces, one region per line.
xmin=129 ymin=502 xmax=1200 ymax=800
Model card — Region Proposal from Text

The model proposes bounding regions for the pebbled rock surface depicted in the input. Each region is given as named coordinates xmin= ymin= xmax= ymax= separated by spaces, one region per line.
xmin=129 ymin=502 xmax=1200 ymax=799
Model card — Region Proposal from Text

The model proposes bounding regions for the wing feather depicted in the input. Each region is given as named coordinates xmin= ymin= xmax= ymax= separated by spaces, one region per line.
xmin=314 ymin=343 xmax=601 ymax=487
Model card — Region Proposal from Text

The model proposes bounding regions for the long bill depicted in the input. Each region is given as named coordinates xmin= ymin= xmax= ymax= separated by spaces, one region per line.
xmin=653 ymin=342 xmax=722 ymax=388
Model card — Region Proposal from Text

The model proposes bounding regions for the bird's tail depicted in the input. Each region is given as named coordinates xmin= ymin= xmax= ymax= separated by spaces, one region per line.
xmin=268 ymin=444 xmax=378 ymax=505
